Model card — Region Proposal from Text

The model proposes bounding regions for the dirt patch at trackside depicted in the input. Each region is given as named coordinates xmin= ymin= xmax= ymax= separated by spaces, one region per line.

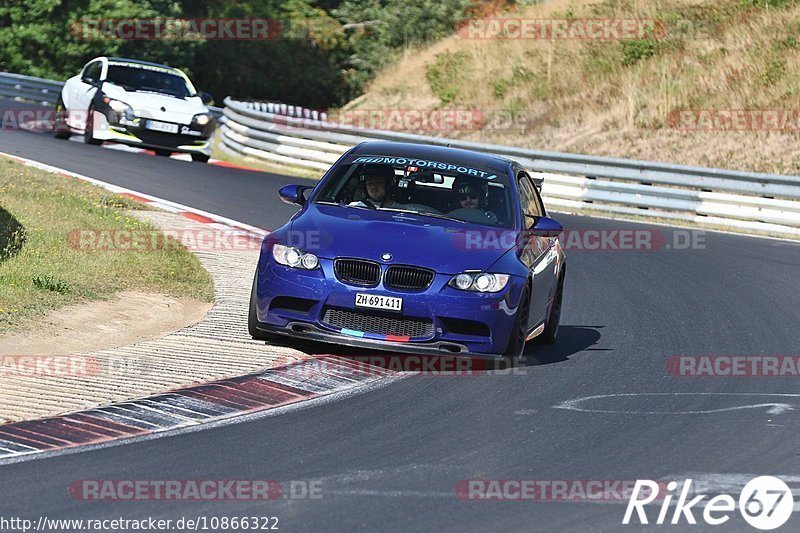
xmin=0 ymin=290 xmax=212 ymax=356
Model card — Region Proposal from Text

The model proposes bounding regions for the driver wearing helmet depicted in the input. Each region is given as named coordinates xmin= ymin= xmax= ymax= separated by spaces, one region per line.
xmin=349 ymin=164 xmax=403 ymax=209
xmin=451 ymin=175 xmax=498 ymax=224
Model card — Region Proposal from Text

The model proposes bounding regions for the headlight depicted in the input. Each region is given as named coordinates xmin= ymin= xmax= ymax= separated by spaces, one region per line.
xmin=102 ymin=97 xmax=134 ymax=121
xmin=106 ymin=99 xmax=128 ymax=112
xmin=448 ymin=272 xmax=510 ymax=293
xmin=301 ymin=253 xmax=319 ymax=269
xmin=272 ymin=244 xmax=319 ymax=270
xmin=193 ymin=113 xmax=212 ymax=126
xmin=454 ymin=273 xmax=473 ymax=290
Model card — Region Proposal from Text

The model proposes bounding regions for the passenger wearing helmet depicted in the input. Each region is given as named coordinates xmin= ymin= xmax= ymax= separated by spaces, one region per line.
xmin=449 ymin=175 xmax=498 ymax=225
xmin=349 ymin=164 xmax=403 ymax=209
xmin=457 ymin=181 xmax=483 ymax=210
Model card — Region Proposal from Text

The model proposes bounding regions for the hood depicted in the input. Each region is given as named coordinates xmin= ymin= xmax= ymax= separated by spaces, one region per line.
xmin=102 ymin=83 xmax=206 ymax=124
xmin=288 ymin=204 xmax=518 ymax=274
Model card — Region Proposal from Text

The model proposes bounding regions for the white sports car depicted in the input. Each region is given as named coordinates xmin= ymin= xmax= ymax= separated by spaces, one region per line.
xmin=53 ymin=56 xmax=215 ymax=162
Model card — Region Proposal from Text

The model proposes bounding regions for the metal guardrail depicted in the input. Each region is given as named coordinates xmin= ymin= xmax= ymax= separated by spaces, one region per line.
xmin=0 ymin=72 xmax=63 ymax=105
xmin=0 ymin=71 xmax=223 ymax=118
xmin=219 ymin=97 xmax=800 ymax=238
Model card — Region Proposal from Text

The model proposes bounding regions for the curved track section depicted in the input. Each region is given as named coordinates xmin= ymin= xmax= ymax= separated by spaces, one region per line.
xmin=0 ymin=100 xmax=302 ymax=230
xmin=2 ymin=100 xmax=800 ymax=531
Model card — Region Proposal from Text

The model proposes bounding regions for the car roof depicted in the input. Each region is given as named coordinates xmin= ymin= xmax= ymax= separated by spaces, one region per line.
xmin=105 ymin=57 xmax=180 ymax=71
xmin=350 ymin=141 xmax=514 ymax=173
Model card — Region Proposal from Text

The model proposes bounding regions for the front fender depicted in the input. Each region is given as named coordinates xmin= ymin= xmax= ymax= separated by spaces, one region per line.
xmin=60 ymin=76 xmax=80 ymax=109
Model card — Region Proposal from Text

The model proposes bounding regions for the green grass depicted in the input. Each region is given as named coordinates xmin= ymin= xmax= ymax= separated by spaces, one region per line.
xmin=425 ymin=50 xmax=469 ymax=106
xmin=0 ymin=158 xmax=214 ymax=330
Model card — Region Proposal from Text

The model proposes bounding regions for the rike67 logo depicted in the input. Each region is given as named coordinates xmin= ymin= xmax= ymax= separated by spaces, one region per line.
xmin=623 ymin=477 xmax=793 ymax=530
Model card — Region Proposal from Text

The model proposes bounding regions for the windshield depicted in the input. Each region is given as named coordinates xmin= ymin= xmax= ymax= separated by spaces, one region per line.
xmin=315 ymin=159 xmax=514 ymax=228
xmin=105 ymin=64 xmax=195 ymax=98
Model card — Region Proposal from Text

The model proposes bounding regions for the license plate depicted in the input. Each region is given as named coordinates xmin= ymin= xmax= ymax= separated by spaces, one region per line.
xmin=145 ymin=120 xmax=179 ymax=134
xmin=355 ymin=293 xmax=402 ymax=312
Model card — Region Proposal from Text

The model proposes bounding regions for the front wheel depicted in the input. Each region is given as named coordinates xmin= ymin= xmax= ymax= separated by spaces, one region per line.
xmin=537 ymin=269 xmax=565 ymax=345
xmin=83 ymin=107 xmax=102 ymax=145
xmin=248 ymin=270 xmax=280 ymax=342
xmin=191 ymin=153 xmax=210 ymax=163
xmin=154 ymin=149 xmax=172 ymax=157
xmin=53 ymin=97 xmax=71 ymax=139
xmin=502 ymin=283 xmax=530 ymax=365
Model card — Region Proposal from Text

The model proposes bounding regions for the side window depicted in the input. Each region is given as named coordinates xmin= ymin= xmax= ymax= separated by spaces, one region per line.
xmin=83 ymin=61 xmax=102 ymax=82
xmin=316 ymin=165 xmax=359 ymax=204
xmin=517 ymin=171 xmax=543 ymax=227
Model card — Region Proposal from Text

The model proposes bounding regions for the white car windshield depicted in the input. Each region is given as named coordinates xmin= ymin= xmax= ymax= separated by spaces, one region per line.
xmin=105 ymin=65 xmax=195 ymax=98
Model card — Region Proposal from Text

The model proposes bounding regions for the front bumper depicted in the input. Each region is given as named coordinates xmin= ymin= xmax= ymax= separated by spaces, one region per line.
xmin=253 ymin=253 xmax=526 ymax=356
xmin=253 ymin=320 xmax=486 ymax=356
xmin=92 ymin=111 xmax=212 ymax=155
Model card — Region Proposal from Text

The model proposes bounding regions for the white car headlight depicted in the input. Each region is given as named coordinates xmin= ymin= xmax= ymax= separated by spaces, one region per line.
xmin=193 ymin=113 xmax=212 ymax=126
xmin=272 ymin=244 xmax=319 ymax=270
xmin=448 ymin=272 xmax=510 ymax=293
xmin=103 ymin=97 xmax=134 ymax=121
xmin=107 ymin=99 xmax=128 ymax=112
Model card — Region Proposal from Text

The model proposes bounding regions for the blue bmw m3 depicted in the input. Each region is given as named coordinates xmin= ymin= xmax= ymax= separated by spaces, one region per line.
xmin=248 ymin=141 xmax=566 ymax=358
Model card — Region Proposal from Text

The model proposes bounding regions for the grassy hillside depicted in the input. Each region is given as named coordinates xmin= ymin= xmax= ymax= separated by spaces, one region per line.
xmin=345 ymin=0 xmax=800 ymax=174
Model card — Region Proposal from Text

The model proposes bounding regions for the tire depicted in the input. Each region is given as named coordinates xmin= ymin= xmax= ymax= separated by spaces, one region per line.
xmin=191 ymin=153 xmax=210 ymax=163
xmin=154 ymin=149 xmax=172 ymax=157
xmin=502 ymin=282 xmax=531 ymax=365
xmin=248 ymin=270 xmax=280 ymax=342
xmin=537 ymin=268 xmax=565 ymax=345
xmin=83 ymin=106 xmax=102 ymax=145
xmin=52 ymin=97 xmax=71 ymax=139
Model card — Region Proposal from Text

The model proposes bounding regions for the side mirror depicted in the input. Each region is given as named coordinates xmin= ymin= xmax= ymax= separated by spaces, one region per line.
xmin=200 ymin=92 xmax=214 ymax=106
xmin=528 ymin=216 xmax=563 ymax=237
xmin=279 ymin=184 xmax=310 ymax=206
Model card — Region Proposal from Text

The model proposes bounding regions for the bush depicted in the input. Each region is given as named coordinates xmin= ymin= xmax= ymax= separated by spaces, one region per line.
xmin=426 ymin=51 xmax=469 ymax=105
xmin=621 ymin=39 xmax=659 ymax=66
xmin=32 ymin=274 xmax=70 ymax=294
